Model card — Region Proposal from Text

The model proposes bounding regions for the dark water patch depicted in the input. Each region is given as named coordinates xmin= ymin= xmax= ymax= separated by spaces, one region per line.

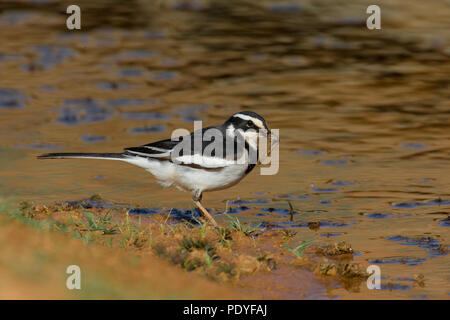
xmin=0 ymin=88 xmax=27 ymax=109
xmin=330 ymin=17 xmax=366 ymax=27
xmin=60 ymin=33 xmax=96 ymax=46
xmin=276 ymin=194 xmax=310 ymax=199
xmin=247 ymin=54 xmax=268 ymax=62
xmin=0 ymin=11 xmax=34 ymax=26
xmin=439 ymin=216 xmax=450 ymax=227
xmin=320 ymin=160 xmax=349 ymax=165
xmin=149 ymin=71 xmax=178 ymax=81
xmin=174 ymin=104 xmax=208 ymax=122
xmin=128 ymin=208 xmax=160 ymax=215
xmin=62 ymin=197 xmax=162 ymax=215
xmin=393 ymin=277 xmax=415 ymax=282
xmin=329 ymin=180 xmax=356 ymax=186
xmin=144 ymin=30 xmax=165 ymax=39
xmin=295 ymin=150 xmax=325 ymax=156
xmin=56 ymin=98 xmax=112 ymax=125
xmin=113 ymin=50 xmax=155 ymax=61
xmin=391 ymin=198 xmax=450 ymax=208
xmin=387 ymin=235 xmax=448 ymax=258
xmin=117 ymin=68 xmax=144 ymax=77
xmin=380 ymin=283 xmax=413 ymax=291
xmin=106 ymin=98 xmax=152 ymax=108
xmin=96 ymin=82 xmax=131 ymax=90
xmin=319 ymin=200 xmax=332 ymax=205
xmin=403 ymin=142 xmax=427 ymax=150
xmin=26 ymin=45 xmax=75 ymax=70
xmin=0 ymin=52 xmax=22 ymax=61
xmin=39 ymin=85 xmax=57 ymax=92
xmin=260 ymin=207 xmax=298 ymax=216
xmin=365 ymin=213 xmax=391 ymax=219
xmin=82 ymin=134 xmax=107 ymax=143
xmin=319 ymin=221 xmax=356 ymax=228
xmin=225 ymin=206 xmax=251 ymax=214
xmin=160 ymin=57 xmax=179 ymax=67
xmin=165 ymin=208 xmax=204 ymax=225
xmin=369 ymin=256 xmax=427 ymax=266
xmin=310 ymin=185 xmax=338 ymax=193
xmin=129 ymin=125 xmax=165 ymax=134
xmin=121 ymin=112 xmax=170 ymax=120
xmin=255 ymin=213 xmax=266 ymax=217
xmin=267 ymin=2 xmax=302 ymax=13
xmin=229 ymin=199 xmax=270 ymax=205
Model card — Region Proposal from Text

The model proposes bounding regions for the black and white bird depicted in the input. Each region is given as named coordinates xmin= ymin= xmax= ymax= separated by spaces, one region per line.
xmin=38 ymin=111 xmax=277 ymax=226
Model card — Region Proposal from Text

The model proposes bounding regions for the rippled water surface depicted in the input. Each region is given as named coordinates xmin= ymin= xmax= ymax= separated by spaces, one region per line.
xmin=0 ymin=0 xmax=449 ymax=299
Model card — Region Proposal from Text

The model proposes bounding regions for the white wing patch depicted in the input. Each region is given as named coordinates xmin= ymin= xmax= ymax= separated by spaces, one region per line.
xmin=174 ymin=154 xmax=236 ymax=168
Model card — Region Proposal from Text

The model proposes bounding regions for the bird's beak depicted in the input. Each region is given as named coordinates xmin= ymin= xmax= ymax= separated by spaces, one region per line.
xmin=268 ymin=130 xmax=279 ymax=145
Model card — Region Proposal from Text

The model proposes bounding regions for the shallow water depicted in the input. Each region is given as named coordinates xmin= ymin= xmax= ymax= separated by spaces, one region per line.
xmin=0 ymin=0 xmax=449 ymax=299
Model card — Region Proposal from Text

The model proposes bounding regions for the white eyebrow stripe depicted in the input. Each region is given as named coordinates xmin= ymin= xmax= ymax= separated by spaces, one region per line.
xmin=233 ymin=114 xmax=265 ymax=129
xmin=233 ymin=114 xmax=253 ymax=121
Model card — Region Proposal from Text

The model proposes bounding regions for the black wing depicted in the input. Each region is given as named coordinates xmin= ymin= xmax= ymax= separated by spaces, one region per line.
xmin=123 ymin=126 xmax=247 ymax=169
xmin=124 ymin=138 xmax=178 ymax=159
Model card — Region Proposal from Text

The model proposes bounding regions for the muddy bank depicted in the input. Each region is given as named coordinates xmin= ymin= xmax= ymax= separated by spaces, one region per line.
xmin=6 ymin=197 xmax=436 ymax=299
xmin=0 ymin=204 xmax=248 ymax=299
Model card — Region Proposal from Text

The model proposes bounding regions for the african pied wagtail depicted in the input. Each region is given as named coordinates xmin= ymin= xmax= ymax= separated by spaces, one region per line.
xmin=38 ymin=111 xmax=278 ymax=226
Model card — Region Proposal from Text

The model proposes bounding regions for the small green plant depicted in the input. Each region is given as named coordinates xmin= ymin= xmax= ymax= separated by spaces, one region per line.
xmin=118 ymin=214 xmax=150 ymax=249
xmin=215 ymin=226 xmax=233 ymax=247
xmin=280 ymin=229 xmax=297 ymax=238
xmin=71 ymin=210 xmax=118 ymax=235
xmin=204 ymin=251 xmax=212 ymax=267
xmin=285 ymin=240 xmax=313 ymax=258
xmin=19 ymin=201 xmax=33 ymax=218
xmin=72 ymin=229 xmax=92 ymax=244
xmin=198 ymin=222 xmax=208 ymax=239
xmin=226 ymin=215 xmax=261 ymax=237
xmin=179 ymin=236 xmax=212 ymax=251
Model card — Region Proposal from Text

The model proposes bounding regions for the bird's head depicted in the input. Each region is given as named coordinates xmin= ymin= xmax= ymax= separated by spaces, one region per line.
xmin=224 ymin=111 xmax=277 ymax=148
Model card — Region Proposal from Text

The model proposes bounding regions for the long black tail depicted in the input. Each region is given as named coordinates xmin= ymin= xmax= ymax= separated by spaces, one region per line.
xmin=37 ymin=152 xmax=126 ymax=160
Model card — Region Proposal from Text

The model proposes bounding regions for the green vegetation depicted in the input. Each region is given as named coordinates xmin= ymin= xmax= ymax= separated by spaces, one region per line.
xmin=285 ymin=240 xmax=313 ymax=258
xmin=226 ymin=214 xmax=261 ymax=237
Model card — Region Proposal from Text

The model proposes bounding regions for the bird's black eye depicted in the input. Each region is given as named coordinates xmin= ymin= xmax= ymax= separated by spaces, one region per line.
xmin=246 ymin=120 xmax=253 ymax=128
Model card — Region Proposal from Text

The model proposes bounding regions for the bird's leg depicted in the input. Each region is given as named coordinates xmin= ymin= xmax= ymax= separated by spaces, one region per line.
xmin=192 ymin=191 xmax=218 ymax=227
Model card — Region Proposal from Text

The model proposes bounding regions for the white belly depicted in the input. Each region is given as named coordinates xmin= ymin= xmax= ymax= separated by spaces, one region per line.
xmin=124 ymin=157 xmax=249 ymax=193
